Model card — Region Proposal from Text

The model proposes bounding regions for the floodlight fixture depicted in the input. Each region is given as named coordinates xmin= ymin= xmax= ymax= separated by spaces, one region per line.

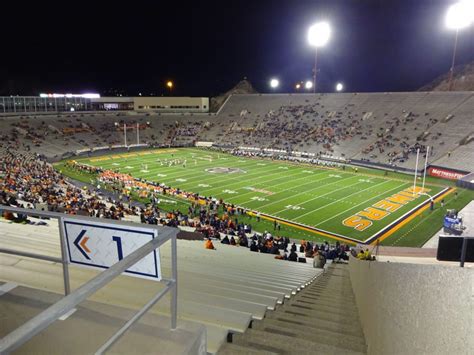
xmin=308 ymin=22 xmax=331 ymax=48
xmin=270 ymin=78 xmax=280 ymax=89
xmin=446 ymin=1 xmax=473 ymax=30
xmin=336 ymin=83 xmax=344 ymax=92
xmin=305 ymin=81 xmax=313 ymax=90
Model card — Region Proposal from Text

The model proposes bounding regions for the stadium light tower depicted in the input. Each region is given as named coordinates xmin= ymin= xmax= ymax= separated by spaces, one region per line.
xmin=445 ymin=1 xmax=474 ymax=91
xmin=308 ymin=22 xmax=331 ymax=93
xmin=270 ymin=78 xmax=280 ymax=89
xmin=336 ymin=82 xmax=344 ymax=92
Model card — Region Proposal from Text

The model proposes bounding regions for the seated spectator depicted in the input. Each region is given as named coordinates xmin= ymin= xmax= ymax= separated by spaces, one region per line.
xmin=230 ymin=236 xmax=236 ymax=246
xmin=204 ymin=238 xmax=215 ymax=250
xmin=357 ymin=248 xmax=373 ymax=260
xmin=221 ymin=235 xmax=230 ymax=244
xmin=299 ymin=239 xmax=306 ymax=253
xmin=290 ymin=242 xmax=297 ymax=252
xmin=250 ymin=241 xmax=259 ymax=252
xmin=288 ymin=250 xmax=298 ymax=262
xmin=274 ymin=252 xmax=288 ymax=260
xmin=270 ymin=243 xmax=280 ymax=255
xmin=313 ymin=251 xmax=326 ymax=269
xmin=305 ymin=243 xmax=314 ymax=258
xmin=239 ymin=234 xmax=248 ymax=247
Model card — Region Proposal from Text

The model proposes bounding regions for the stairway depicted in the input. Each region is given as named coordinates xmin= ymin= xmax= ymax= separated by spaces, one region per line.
xmin=218 ymin=263 xmax=367 ymax=354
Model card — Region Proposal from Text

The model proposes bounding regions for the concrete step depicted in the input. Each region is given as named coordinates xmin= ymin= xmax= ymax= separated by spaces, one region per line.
xmin=254 ymin=322 xmax=367 ymax=353
xmin=294 ymin=293 xmax=357 ymax=306
xmin=253 ymin=318 xmax=366 ymax=350
xmin=288 ymin=299 xmax=359 ymax=317
xmin=305 ymin=286 xmax=355 ymax=298
xmin=310 ymin=279 xmax=352 ymax=286
xmin=290 ymin=296 xmax=358 ymax=313
xmin=294 ymin=293 xmax=356 ymax=307
xmin=265 ymin=312 xmax=364 ymax=338
xmin=218 ymin=342 xmax=278 ymax=355
xmin=309 ymin=280 xmax=352 ymax=288
xmin=303 ymin=287 xmax=356 ymax=299
xmin=280 ymin=306 xmax=362 ymax=325
xmin=233 ymin=329 xmax=365 ymax=355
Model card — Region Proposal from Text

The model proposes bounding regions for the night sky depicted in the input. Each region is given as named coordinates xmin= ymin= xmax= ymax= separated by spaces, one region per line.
xmin=1 ymin=0 xmax=473 ymax=96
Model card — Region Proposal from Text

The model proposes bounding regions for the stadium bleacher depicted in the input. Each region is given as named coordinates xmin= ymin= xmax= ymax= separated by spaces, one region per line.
xmin=0 ymin=218 xmax=324 ymax=353
xmin=1 ymin=92 xmax=472 ymax=170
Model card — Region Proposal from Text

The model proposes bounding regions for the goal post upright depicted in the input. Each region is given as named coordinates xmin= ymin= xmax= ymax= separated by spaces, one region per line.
xmin=413 ymin=148 xmax=420 ymax=197
xmin=421 ymin=146 xmax=430 ymax=193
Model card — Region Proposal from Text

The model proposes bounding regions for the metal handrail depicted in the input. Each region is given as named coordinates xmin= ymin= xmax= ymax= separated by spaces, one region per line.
xmin=0 ymin=205 xmax=178 ymax=354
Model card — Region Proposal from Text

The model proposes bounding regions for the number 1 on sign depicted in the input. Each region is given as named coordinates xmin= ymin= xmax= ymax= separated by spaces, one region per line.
xmin=112 ymin=236 xmax=123 ymax=260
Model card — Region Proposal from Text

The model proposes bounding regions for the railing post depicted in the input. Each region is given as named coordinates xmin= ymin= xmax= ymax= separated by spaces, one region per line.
xmin=460 ymin=237 xmax=467 ymax=268
xmin=170 ymin=232 xmax=178 ymax=330
xmin=57 ymin=217 xmax=71 ymax=295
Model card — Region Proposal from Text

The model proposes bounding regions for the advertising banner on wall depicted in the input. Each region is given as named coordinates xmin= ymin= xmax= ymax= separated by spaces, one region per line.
xmin=427 ymin=166 xmax=467 ymax=181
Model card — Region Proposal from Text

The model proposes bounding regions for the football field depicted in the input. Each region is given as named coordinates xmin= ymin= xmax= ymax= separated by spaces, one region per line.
xmin=70 ymin=148 xmax=450 ymax=244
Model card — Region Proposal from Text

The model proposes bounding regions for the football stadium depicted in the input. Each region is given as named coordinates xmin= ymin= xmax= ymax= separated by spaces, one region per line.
xmin=1 ymin=1 xmax=474 ymax=354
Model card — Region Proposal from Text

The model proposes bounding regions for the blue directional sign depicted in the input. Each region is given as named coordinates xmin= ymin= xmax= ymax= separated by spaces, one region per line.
xmin=63 ymin=218 xmax=161 ymax=280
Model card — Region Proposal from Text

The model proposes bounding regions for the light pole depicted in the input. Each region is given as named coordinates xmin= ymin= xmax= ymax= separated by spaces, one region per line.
xmin=308 ymin=22 xmax=331 ymax=93
xmin=445 ymin=1 xmax=473 ymax=91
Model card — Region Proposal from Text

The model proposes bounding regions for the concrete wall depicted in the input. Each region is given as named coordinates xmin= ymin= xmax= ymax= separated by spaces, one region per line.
xmin=349 ymin=257 xmax=473 ymax=354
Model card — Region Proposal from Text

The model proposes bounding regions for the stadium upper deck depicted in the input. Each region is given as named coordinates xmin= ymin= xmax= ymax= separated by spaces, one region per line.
xmin=0 ymin=91 xmax=472 ymax=172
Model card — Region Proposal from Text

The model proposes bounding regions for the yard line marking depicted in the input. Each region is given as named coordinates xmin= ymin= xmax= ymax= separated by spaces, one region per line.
xmin=245 ymin=174 xmax=360 ymax=209
xmin=99 ymin=149 xmax=225 ymax=175
xmin=313 ymin=181 xmax=409 ymax=226
xmin=272 ymin=178 xmax=370 ymax=215
xmin=177 ymin=163 xmax=298 ymax=189
xmin=204 ymin=167 xmax=330 ymax=196
xmin=293 ymin=179 xmax=393 ymax=221
xmin=223 ymin=170 xmax=333 ymax=202
xmin=187 ymin=163 xmax=332 ymax=196
xmin=238 ymin=179 xmax=366 ymax=206
xmin=226 ymin=168 xmax=353 ymax=202
xmin=142 ymin=155 xmax=287 ymax=183
xmin=136 ymin=154 xmax=260 ymax=179
xmin=100 ymin=149 xmax=333 ymax=197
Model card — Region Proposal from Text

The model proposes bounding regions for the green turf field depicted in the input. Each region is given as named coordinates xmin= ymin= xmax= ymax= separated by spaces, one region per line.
xmin=58 ymin=147 xmax=455 ymax=244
